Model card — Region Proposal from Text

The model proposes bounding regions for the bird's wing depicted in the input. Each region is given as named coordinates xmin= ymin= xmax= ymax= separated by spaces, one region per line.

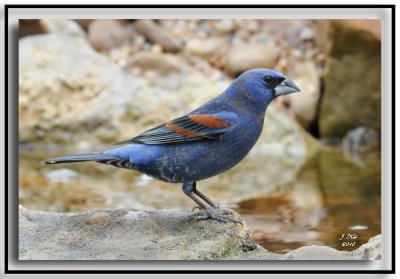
xmin=115 ymin=112 xmax=236 ymax=145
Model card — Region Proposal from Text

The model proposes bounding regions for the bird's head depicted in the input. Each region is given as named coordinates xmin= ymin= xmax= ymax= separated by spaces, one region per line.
xmin=229 ymin=68 xmax=300 ymax=112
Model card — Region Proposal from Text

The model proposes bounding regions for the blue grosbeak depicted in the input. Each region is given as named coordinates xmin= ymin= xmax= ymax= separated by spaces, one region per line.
xmin=45 ymin=68 xmax=300 ymax=223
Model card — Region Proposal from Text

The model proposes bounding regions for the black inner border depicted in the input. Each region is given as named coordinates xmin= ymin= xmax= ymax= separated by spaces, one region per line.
xmin=5 ymin=4 xmax=396 ymax=275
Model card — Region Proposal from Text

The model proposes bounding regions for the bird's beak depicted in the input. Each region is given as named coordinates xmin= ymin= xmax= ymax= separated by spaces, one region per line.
xmin=274 ymin=77 xmax=301 ymax=97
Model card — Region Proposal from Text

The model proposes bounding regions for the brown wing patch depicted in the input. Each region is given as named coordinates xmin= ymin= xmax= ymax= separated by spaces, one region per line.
xmin=166 ymin=123 xmax=203 ymax=138
xmin=188 ymin=114 xmax=230 ymax=129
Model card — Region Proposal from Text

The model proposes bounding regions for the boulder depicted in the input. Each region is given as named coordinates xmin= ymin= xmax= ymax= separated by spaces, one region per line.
xmin=19 ymin=206 xmax=381 ymax=260
xmin=318 ymin=19 xmax=381 ymax=138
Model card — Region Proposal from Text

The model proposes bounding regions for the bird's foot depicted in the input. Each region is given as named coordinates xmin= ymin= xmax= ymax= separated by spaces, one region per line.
xmin=189 ymin=208 xmax=243 ymax=227
xmin=191 ymin=204 xmax=219 ymax=213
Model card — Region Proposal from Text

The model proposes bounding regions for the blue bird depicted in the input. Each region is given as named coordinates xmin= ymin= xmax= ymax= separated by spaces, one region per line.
xmin=45 ymin=69 xmax=300 ymax=223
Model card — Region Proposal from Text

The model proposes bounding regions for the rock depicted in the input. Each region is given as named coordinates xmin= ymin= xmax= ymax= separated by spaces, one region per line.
xmin=342 ymin=126 xmax=380 ymax=154
xmin=19 ymin=32 xmax=169 ymax=144
xmin=133 ymin=19 xmax=183 ymax=53
xmin=88 ymin=19 xmax=129 ymax=51
xmin=73 ymin=19 xmax=94 ymax=30
xmin=225 ymin=43 xmax=280 ymax=77
xmin=299 ymin=26 xmax=314 ymax=41
xmin=342 ymin=126 xmax=380 ymax=167
xmin=186 ymin=37 xmax=228 ymax=67
xmin=283 ymin=61 xmax=320 ymax=129
xmin=186 ymin=37 xmax=227 ymax=59
xmin=18 ymin=206 xmax=381 ymax=260
xmin=283 ymin=234 xmax=381 ymax=260
xmin=40 ymin=19 xmax=86 ymax=37
xmin=129 ymin=52 xmax=183 ymax=75
xmin=318 ymin=19 xmax=381 ymax=138
xmin=214 ymin=19 xmax=236 ymax=33
xmin=19 ymin=19 xmax=46 ymax=38
xmin=262 ymin=19 xmax=313 ymax=47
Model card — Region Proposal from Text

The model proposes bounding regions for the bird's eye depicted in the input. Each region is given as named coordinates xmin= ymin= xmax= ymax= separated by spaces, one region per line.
xmin=264 ymin=75 xmax=273 ymax=85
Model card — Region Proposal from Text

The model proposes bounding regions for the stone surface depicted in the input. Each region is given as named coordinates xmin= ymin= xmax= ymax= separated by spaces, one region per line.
xmin=40 ymin=19 xmax=86 ymax=37
xmin=18 ymin=32 xmax=170 ymax=145
xmin=318 ymin=19 xmax=381 ymax=138
xmin=19 ymin=206 xmax=381 ymax=260
xmin=225 ymin=43 xmax=280 ymax=77
xmin=283 ymin=61 xmax=321 ymax=130
xmin=129 ymin=52 xmax=184 ymax=74
xmin=88 ymin=19 xmax=129 ymax=51
xmin=186 ymin=37 xmax=227 ymax=64
xmin=133 ymin=19 xmax=183 ymax=53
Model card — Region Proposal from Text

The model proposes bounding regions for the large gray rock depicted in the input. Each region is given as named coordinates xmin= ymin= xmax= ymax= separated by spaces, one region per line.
xmin=19 ymin=206 xmax=381 ymax=260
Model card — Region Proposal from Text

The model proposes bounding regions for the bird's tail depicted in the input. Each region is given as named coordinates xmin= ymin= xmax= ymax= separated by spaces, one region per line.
xmin=44 ymin=153 xmax=119 ymax=164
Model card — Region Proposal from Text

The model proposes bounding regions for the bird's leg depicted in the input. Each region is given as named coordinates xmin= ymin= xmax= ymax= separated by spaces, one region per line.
xmin=183 ymin=181 xmax=242 ymax=226
xmin=192 ymin=183 xmax=219 ymax=209
xmin=182 ymin=181 xmax=208 ymax=211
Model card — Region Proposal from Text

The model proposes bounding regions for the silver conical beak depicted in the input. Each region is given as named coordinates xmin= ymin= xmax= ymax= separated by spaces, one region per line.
xmin=274 ymin=78 xmax=301 ymax=96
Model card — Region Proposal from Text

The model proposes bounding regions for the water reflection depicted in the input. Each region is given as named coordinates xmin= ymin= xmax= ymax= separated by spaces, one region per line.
xmin=237 ymin=149 xmax=381 ymax=253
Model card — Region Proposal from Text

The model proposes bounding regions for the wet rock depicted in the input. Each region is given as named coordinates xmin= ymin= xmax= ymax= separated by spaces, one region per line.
xmin=225 ymin=43 xmax=280 ymax=77
xmin=133 ymin=19 xmax=183 ymax=53
xmin=88 ymin=19 xmax=130 ymax=51
xmin=19 ymin=206 xmax=381 ymax=260
xmin=283 ymin=61 xmax=320 ymax=129
xmin=319 ymin=19 xmax=381 ymax=137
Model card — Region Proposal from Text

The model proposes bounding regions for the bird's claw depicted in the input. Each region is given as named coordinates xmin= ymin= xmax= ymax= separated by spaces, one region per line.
xmin=188 ymin=208 xmax=243 ymax=227
xmin=191 ymin=206 xmax=202 ymax=213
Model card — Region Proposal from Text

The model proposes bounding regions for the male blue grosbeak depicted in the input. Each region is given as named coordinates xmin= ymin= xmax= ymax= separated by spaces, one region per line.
xmin=45 ymin=69 xmax=300 ymax=223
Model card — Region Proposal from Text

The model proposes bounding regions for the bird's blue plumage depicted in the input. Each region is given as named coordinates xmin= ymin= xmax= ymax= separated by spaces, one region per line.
xmin=45 ymin=68 xmax=300 ymax=221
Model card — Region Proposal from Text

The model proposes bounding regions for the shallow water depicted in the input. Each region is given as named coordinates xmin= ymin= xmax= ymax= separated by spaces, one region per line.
xmin=236 ymin=150 xmax=381 ymax=253
xmin=19 ymin=144 xmax=381 ymax=254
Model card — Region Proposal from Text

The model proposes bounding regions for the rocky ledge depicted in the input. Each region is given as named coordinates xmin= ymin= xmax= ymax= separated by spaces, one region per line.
xmin=19 ymin=206 xmax=381 ymax=260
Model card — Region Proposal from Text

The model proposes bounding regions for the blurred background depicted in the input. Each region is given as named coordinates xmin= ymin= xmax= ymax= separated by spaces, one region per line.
xmin=19 ymin=19 xmax=381 ymax=254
